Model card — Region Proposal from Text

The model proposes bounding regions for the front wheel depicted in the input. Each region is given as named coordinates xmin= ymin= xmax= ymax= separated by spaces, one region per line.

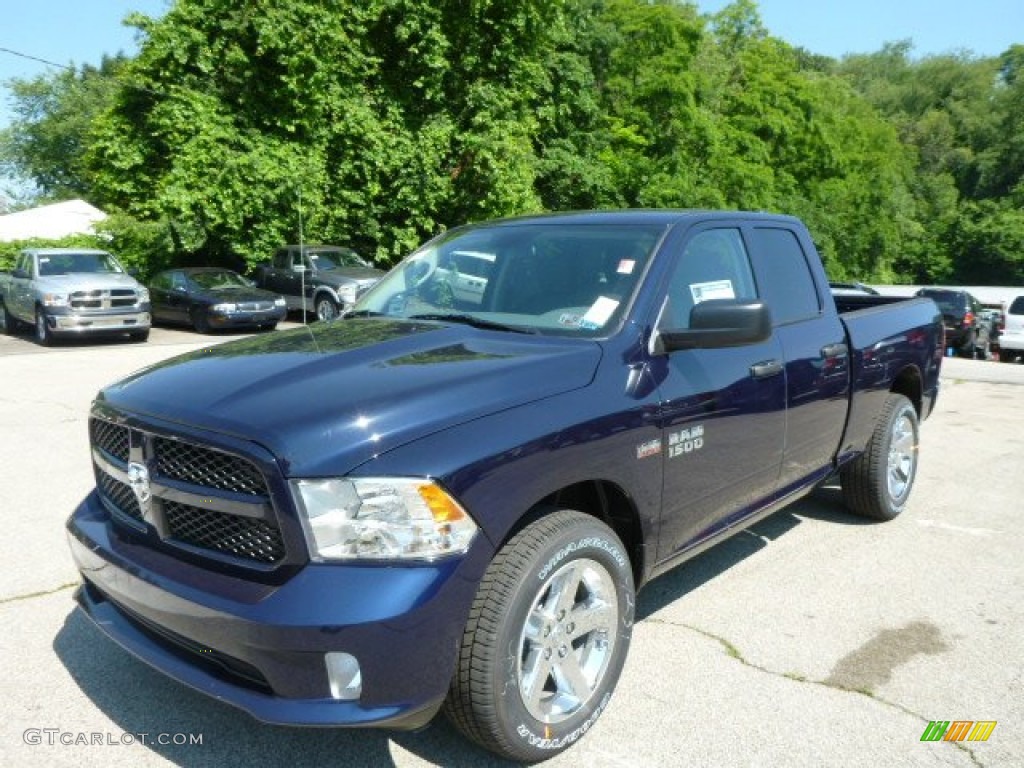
xmin=315 ymin=295 xmax=339 ymax=322
xmin=191 ymin=308 xmax=211 ymax=334
xmin=445 ymin=510 xmax=634 ymax=762
xmin=841 ymin=393 xmax=919 ymax=520
xmin=35 ymin=307 xmax=54 ymax=346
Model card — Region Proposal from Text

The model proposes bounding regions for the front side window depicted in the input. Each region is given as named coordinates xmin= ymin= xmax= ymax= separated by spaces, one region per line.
xmin=662 ymin=229 xmax=758 ymax=329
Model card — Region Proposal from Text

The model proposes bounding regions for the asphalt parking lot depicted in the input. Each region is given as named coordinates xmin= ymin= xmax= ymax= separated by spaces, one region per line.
xmin=1 ymin=326 xmax=1021 ymax=767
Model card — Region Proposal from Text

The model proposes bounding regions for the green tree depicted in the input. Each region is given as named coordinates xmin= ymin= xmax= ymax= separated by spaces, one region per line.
xmin=0 ymin=56 xmax=126 ymax=199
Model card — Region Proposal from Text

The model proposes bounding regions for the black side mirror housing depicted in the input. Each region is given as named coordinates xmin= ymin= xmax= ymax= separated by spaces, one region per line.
xmin=654 ymin=299 xmax=773 ymax=354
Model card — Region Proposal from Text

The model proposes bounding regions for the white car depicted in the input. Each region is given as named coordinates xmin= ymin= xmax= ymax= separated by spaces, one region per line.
xmin=435 ymin=250 xmax=495 ymax=306
xmin=999 ymin=296 xmax=1024 ymax=362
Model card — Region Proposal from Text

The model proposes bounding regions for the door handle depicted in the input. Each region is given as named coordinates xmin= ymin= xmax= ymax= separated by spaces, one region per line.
xmin=821 ymin=342 xmax=848 ymax=358
xmin=750 ymin=359 xmax=784 ymax=379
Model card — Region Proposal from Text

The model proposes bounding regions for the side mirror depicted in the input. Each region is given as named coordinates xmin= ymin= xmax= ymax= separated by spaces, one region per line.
xmin=653 ymin=299 xmax=772 ymax=354
xmin=12 ymin=268 xmax=29 ymax=279
xmin=293 ymin=264 xmax=308 ymax=274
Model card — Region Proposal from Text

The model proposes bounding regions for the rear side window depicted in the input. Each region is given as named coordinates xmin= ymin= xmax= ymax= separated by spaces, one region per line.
xmin=747 ymin=228 xmax=820 ymax=325
xmin=1009 ymin=297 xmax=1024 ymax=315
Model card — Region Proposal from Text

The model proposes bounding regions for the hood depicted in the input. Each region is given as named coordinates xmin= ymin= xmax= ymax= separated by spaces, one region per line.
xmin=314 ymin=266 xmax=384 ymax=286
xmin=36 ymin=272 xmax=143 ymax=293
xmin=99 ymin=318 xmax=602 ymax=476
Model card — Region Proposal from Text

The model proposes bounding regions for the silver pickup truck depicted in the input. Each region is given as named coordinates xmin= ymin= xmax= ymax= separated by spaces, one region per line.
xmin=0 ymin=248 xmax=151 ymax=345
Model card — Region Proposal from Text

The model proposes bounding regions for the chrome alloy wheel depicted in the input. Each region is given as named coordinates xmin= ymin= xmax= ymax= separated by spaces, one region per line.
xmin=516 ymin=557 xmax=618 ymax=723
xmin=887 ymin=410 xmax=917 ymax=501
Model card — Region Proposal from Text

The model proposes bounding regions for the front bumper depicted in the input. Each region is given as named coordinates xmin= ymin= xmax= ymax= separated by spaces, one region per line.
xmin=46 ymin=306 xmax=150 ymax=335
xmin=207 ymin=306 xmax=287 ymax=328
xmin=66 ymin=490 xmax=487 ymax=729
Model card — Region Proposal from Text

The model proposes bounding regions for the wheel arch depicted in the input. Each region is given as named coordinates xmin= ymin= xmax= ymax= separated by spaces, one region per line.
xmin=502 ymin=479 xmax=647 ymax=588
xmin=890 ymin=364 xmax=924 ymax=416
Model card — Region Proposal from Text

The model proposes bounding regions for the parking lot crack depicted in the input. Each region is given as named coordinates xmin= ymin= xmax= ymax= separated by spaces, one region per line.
xmin=645 ymin=617 xmax=989 ymax=768
xmin=0 ymin=581 xmax=78 ymax=606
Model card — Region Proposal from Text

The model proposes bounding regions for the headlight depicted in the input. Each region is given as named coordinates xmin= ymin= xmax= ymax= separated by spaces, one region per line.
xmin=211 ymin=303 xmax=237 ymax=313
xmin=338 ymin=283 xmax=357 ymax=304
xmin=41 ymin=293 xmax=69 ymax=307
xmin=274 ymin=297 xmax=286 ymax=308
xmin=293 ymin=477 xmax=478 ymax=561
xmin=137 ymin=287 xmax=150 ymax=304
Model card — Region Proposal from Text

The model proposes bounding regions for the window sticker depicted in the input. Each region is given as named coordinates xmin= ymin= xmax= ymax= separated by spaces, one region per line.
xmin=617 ymin=259 xmax=636 ymax=275
xmin=581 ymin=296 xmax=619 ymax=329
xmin=690 ymin=279 xmax=735 ymax=304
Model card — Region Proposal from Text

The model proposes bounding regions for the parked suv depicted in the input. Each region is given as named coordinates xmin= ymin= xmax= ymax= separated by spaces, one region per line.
xmin=915 ymin=288 xmax=982 ymax=357
xmin=999 ymin=296 xmax=1024 ymax=363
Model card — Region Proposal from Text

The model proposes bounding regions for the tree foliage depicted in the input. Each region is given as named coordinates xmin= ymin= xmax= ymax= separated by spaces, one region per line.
xmin=1 ymin=0 xmax=1022 ymax=285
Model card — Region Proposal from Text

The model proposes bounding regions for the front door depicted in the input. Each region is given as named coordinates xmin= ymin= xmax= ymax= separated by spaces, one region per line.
xmin=654 ymin=227 xmax=787 ymax=562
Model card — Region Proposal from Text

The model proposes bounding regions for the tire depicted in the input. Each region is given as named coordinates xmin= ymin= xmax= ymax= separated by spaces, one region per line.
xmin=840 ymin=393 xmax=919 ymax=521
xmin=1 ymin=300 xmax=17 ymax=335
xmin=35 ymin=307 xmax=54 ymax=346
xmin=191 ymin=308 xmax=211 ymax=334
xmin=130 ymin=329 xmax=150 ymax=342
xmin=445 ymin=510 xmax=634 ymax=762
xmin=315 ymin=295 xmax=339 ymax=322
xmin=258 ymin=323 xmax=278 ymax=332
xmin=957 ymin=330 xmax=976 ymax=358
xmin=1002 ymin=350 xmax=1018 ymax=363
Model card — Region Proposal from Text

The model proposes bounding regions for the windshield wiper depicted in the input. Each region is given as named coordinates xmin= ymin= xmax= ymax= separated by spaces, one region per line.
xmin=343 ymin=309 xmax=384 ymax=318
xmin=408 ymin=313 xmax=538 ymax=334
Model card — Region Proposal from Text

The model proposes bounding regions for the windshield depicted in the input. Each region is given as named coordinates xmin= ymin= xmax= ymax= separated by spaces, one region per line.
xmin=352 ymin=221 xmax=666 ymax=337
xmin=188 ymin=270 xmax=251 ymax=290
xmin=37 ymin=252 xmax=123 ymax=276
xmin=307 ymin=249 xmax=367 ymax=270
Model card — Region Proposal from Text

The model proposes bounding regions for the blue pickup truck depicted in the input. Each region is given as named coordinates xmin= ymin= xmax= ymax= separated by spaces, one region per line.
xmin=67 ymin=211 xmax=942 ymax=761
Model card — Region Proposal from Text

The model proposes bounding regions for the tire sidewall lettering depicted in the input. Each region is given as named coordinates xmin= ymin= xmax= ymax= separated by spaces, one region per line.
xmin=515 ymin=692 xmax=612 ymax=750
xmin=538 ymin=535 xmax=627 ymax=582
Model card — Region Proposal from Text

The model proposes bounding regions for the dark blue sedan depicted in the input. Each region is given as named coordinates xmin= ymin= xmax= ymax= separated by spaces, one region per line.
xmin=150 ymin=267 xmax=287 ymax=333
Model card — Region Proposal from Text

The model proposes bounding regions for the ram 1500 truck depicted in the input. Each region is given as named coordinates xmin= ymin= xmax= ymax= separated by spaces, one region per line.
xmin=0 ymin=248 xmax=150 ymax=345
xmin=252 ymin=244 xmax=384 ymax=321
xmin=67 ymin=211 xmax=943 ymax=761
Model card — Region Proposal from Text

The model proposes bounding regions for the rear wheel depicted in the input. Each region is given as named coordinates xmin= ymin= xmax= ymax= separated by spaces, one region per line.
xmin=35 ymin=307 xmax=54 ymax=346
xmin=958 ymin=330 xmax=976 ymax=357
xmin=841 ymin=393 xmax=919 ymax=520
xmin=1 ymin=300 xmax=17 ymax=335
xmin=445 ymin=510 xmax=634 ymax=762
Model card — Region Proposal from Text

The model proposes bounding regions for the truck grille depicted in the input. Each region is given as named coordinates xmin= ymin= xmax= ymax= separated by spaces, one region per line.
xmin=164 ymin=500 xmax=285 ymax=562
xmin=70 ymin=289 xmax=139 ymax=310
xmin=89 ymin=417 xmax=286 ymax=566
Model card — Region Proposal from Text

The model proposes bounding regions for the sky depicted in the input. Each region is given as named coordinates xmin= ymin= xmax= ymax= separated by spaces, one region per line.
xmin=1 ymin=0 xmax=1022 ymax=131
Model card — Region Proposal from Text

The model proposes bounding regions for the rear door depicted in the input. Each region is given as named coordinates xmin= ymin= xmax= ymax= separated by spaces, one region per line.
xmin=744 ymin=225 xmax=850 ymax=494
xmin=654 ymin=226 xmax=786 ymax=561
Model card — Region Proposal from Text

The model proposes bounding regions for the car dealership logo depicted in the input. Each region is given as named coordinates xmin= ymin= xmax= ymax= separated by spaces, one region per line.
xmin=127 ymin=462 xmax=152 ymax=505
xmin=920 ymin=720 xmax=997 ymax=742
